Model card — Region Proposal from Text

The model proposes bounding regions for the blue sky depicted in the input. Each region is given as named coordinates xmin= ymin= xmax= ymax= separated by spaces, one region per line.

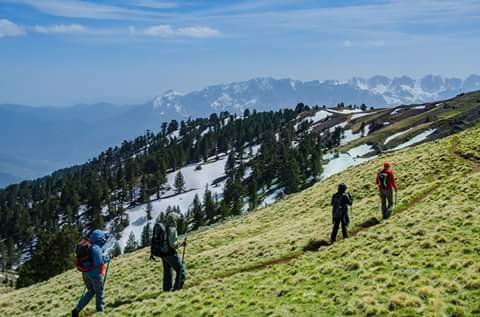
xmin=0 ymin=0 xmax=479 ymax=106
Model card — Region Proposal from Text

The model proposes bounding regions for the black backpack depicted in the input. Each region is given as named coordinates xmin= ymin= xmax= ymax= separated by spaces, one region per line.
xmin=76 ymin=239 xmax=93 ymax=272
xmin=151 ymin=223 xmax=174 ymax=258
xmin=378 ymin=171 xmax=390 ymax=189
xmin=332 ymin=193 xmax=347 ymax=219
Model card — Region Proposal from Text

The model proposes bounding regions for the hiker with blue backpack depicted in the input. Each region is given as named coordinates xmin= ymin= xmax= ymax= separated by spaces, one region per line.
xmin=330 ymin=183 xmax=353 ymax=243
xmin=72 ymin=230 xmax=110 ymax=317
xmin=376 ymin=161 xmax=398 ymax=219
xmin=151 ymin=213 xmax=187 ymax=292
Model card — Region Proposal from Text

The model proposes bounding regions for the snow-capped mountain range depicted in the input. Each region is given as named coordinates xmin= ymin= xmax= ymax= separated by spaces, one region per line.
xmin=151 ymin=74 xmax=480 ymax=116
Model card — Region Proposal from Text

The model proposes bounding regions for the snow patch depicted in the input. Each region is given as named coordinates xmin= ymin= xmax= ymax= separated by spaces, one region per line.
xmin=391 ymin=108 xmax=405 ymax=115
xmin=295 ymin=110 xmax=332 ymax=130
xmin=340 ymin=124 xmax=369 ymax=145
xmin=328 ymin=108 xmax=363 ymax=114
xmin=321 ymin=144 xmax=376 ymax=180
xmin=384 ymin=128 xmax=413 ymax=145
xmin=390 ymin=129 xmax=436 ymax=151
xmin=350 ymin=112 xmax=372 ymax=120
xmin=348 ymin=144 xmax=373 ymax=158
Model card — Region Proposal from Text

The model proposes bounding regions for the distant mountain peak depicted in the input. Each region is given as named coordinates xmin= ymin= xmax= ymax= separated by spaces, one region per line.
xmin=148 ymin=75 xmax=478 ymax=116
xmin=152 ymin=90 xmax=184 ymax=112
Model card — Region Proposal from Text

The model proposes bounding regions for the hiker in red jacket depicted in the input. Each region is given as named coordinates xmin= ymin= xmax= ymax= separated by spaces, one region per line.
xmin=376 ymin=162 xmax=398 ymax=219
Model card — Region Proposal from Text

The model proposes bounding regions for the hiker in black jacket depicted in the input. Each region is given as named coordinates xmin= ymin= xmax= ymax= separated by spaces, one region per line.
xmin=330 ymin=183 xmax=353 ymax=243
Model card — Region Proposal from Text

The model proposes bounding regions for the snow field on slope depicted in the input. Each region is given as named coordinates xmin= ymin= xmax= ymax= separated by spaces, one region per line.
xmin=118 ymin=155 xmax=229 ymax=249
xmin=295 ymin=110 xmax=332 ymax=130
xmin=340 ymin=124 xmax=370 ymax=146
xmin=327 ymin=108 xmax=363 ymax=114
xmin=390 ymin=129 xmax=437 ymax=151
xmin=321 ymin=144 xmax=376 ymax=180
xmin=384 ymin=128 xmax=413 ymax=145
xmin=391 ymin=108 xmax=405 ymax=115
xmin=350 ymin=112 xmax=373 ymax=120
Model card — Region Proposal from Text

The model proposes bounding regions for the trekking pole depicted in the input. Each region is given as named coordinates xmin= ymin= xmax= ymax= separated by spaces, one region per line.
xmin=103 ymin=260 xmax=111 ymax=286
xmin=181 ymin=238 xmax=187 ymax=265
xmin=80 ymin=286 xmax=86 ymax=299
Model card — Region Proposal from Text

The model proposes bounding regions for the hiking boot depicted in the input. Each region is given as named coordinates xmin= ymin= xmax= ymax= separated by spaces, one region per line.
xmin=71 ymin=309 xmax=79 ymax=317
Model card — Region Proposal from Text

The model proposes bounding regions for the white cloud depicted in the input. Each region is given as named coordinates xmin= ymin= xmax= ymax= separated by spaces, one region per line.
xmin=33 ymin=24 xmax=88 ymax=34
xmin=176 ymin=26 xmax=221 ymax=38
xmin=144 ymin=25 xmax=220 ymax=38
xmin=343 ymin=40 xmax=352 ymax=47
xmin=144 ymin=24 xmax=174 ymax=37
xmin=0 ymin=19 xmax=25 ymax=38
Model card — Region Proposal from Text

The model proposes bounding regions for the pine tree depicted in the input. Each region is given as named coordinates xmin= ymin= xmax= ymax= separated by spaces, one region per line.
xmin=224 ymin=176 xmax=244 ymax=216
xmin=140 ymin=223 xmax=152 ymax=247
xmin=112 ymin=242 xmax=122 ymax=258
xmin=86 ymin=178 xmax=104 ymax=229
xmin=225 ymin=152 xmax=236 ymax=176
xmin=174 ymin=171 xmax=186 ymax=194
xmin=124 ymin=232 xmax=138 ymax=253
xmin=0 ymin=241 xmax=7 ymax=272
xmin=155 ymin=212 xmax=166 ymax=224
xmin=140 ymin=175 xmax=149 ymax=203
xmin=203 ymin=185 xmax=216 ymax=222
xmin=282 ymin=154 xmax=301 ymax=194
xmin=146 ymin=201 xmax=153 ymax=221
xmin=310 ymin=150 xmax=323 ymax=181
xmin=154 ymin=169 xmax=166 ymax=199
xmin=191 ymin=194 xmax=205 ymax=229
xmin=248 ymin=178 xmax=258 ymax=210
xmin=176 ymin=213 xmax=187 ymax=234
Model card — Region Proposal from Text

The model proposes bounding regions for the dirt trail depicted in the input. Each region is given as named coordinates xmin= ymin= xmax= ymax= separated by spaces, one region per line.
xmin=450 ymin=138 xmax=480 ymax=175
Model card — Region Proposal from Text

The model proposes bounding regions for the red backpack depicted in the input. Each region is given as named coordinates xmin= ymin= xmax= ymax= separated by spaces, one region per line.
xmin=75 ymin=239 xmax=94 ymax=272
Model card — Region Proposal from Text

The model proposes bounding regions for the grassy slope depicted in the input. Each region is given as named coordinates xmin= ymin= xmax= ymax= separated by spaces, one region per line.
xmin=2 ymin=126 xmax=480 ymax=317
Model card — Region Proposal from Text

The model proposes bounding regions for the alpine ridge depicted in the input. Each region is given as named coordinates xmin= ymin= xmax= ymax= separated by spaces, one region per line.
xmin=150 ymin=74 xmax=480 ymax=116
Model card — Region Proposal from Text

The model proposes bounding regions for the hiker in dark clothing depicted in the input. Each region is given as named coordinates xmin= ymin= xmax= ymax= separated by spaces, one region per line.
xmin=72 ymin=230 xmax=109 ymax=317
xmin=151 ymin=213 xmax=186 ymax=292
xmin=376 ymin=162 xmax=398 ymax=219
xmin=330 ymin=183 xmax=353 ymax=243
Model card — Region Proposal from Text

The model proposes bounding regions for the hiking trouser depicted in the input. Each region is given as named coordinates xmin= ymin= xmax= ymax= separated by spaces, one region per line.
xmin=162 ymin=254 xmax=186 ymax=291
xmin=331 ymin=216 xmax=348 ymax=242
xmin=76 ymin=274 xmax=104 ymax=312
xmin=380 ymin=188 xmax=394 ymax=219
